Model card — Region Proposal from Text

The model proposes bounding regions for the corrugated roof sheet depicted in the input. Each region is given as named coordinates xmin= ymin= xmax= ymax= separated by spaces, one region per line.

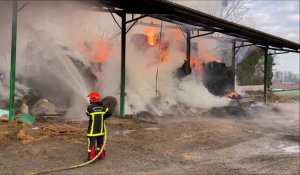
xmin=99 ymin=0 xmax=300 ymax=52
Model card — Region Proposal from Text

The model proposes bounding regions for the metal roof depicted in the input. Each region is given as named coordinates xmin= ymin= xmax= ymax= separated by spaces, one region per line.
xmin=99 ymin=0 xmax=300 ymax=52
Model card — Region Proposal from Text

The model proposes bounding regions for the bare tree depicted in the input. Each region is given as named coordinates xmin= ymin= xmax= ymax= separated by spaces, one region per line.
xmin=221 ymin=0 xmax=250 ymax=23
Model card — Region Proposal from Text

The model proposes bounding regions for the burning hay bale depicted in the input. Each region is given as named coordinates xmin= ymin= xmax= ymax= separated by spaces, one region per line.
xmin=102 ymin=96 xmax=117 ymax=114
xmin=177 ymin=60 xmax=192 ymax=78
xmin=202 ymin=61 xmax=234 ymax=96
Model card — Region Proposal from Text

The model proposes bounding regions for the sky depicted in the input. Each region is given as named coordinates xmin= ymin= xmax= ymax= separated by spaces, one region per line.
xmin=245 ymin=0 xmax=299 ymax=74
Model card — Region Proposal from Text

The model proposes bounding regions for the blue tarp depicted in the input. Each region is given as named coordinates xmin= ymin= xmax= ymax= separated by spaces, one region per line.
xmin=0 ymin=109 xmax=9 ymax=117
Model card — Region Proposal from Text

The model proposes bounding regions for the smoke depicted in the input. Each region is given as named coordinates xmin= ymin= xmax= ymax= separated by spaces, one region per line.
xmin=0 ymin=0 xmax=231 ymax=117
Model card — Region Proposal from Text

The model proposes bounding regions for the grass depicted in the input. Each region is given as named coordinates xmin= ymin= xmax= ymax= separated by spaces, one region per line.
xmin=273 ymin=90 xmax=300 ymax=99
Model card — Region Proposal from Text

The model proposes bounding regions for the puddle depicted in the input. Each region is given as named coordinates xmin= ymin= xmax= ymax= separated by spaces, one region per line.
xmin=282 ymin=145 xmax=299 ymax=153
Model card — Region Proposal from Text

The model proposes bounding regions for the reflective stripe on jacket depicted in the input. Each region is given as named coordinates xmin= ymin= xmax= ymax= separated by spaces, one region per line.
xmin=86 ymin=102 xmax=111 ymax=137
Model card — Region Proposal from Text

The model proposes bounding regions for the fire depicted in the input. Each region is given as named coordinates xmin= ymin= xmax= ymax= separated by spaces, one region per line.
xmin=172 ymin=29 xmax=182 ymax=45
xmin=161 ymin=54 xmax=169 ymax=63
xmin=227 ymin=91 xmax=240 ymax=99
xmin=94 ymin=40 xmax=109 ymax=62
xmin=159 ymin=42 xmax=169 ymax=63
xmin=190 ymin=58 xmax=201 ymax=71
xmin=145 ymin=27 xmax=158 ymax=46
xmin=199 ymin=47 xmax=221 ymax=63
xmin=76 ymin=39 xmax=110 ymax=63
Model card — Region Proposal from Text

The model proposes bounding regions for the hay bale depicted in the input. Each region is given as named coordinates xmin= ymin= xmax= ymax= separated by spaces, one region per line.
xmin=102 ymin=96 xmax=117 ymax=113
xmin=30 ymin=99 xmax=61 ymax=115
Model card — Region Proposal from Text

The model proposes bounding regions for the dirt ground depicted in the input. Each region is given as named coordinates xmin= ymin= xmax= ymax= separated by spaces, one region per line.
xmin=0 ymin=103 xmax=299 ymax=175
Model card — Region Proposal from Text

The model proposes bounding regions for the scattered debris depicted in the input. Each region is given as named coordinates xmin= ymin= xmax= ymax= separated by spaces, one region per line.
xmin=17 ymin=128 xmax=35 ymax=144
xmin=42 ymin=125 xmax=85 ymax=134
xmin=35 ymin=113 xmax=65 ymax=118
xmin=19 ymin=113 xmax=36 ymax=125
xmin=0 ymin=131 xmax=9 ymax=140
xmin=239 ymin=97 xmax=255 ymax=109
xmin=65 ymin=119 xmax=84 ymax=125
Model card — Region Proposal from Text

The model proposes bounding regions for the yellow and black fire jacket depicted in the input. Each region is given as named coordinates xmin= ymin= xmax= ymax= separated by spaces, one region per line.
xmin=86 ymin=102 xmax=112 ymax=137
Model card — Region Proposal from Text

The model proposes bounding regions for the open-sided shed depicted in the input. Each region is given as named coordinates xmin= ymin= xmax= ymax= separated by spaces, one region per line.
xmin=7 ymin=0 xmax=300 ymax=120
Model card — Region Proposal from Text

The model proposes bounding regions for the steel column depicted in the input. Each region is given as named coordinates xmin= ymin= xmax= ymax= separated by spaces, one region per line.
xmin=9 ymin=0 xmax=18 ymax=122
xmin=264 ymin=47 xmax=269 ymax=105
xmin=120 ymin=13 xmax=126 ymax=118
xmin=231 ymin=40 xmax=236 ymax=91
xmin=186 ymin=30 xmax=191 ymax=74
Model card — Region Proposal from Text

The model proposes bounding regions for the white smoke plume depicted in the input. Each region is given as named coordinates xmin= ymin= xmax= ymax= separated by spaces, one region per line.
xmin=0 ymin=0 xmax=230 ymax=117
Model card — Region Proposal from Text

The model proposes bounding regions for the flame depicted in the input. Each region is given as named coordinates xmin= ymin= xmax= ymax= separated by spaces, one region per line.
xmin=94 ymin=40 xmax=110 ymax=63
xmin=172 ymin=29 xmax=182 ymax=43
xmin=190 ymin=58 xmax=201 ymax=71
xmin=227 ymin=91 xmax=239 ymax=99
xmin=161 ymin=53 xmax=169 ymax=63
xmin=159 ymin=42 xmax=169 ymax=63
xmin=199 ymin=47 xmax=221 ymax=63
xmin=76 ymin=39 xmax=111 ymax=63
xmin=145 ymin=27 xmax=158 ymax=46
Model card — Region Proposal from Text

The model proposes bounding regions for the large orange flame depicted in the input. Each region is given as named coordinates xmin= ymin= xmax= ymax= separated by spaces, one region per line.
xmin=77 ymin=39 xmax=111 ymax=63
xmin=199 ymin=47 xmax=221 ymax=63
xmin=145 ymin=27 xmax=158 ymax=46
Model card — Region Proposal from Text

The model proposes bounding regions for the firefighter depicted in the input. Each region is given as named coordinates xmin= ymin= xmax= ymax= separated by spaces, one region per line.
xmin=86 ymin=92 xmax=112 ymax=161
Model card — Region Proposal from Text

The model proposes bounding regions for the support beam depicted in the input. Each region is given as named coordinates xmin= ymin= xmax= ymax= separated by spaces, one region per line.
xmin=234 ymin=41 xmax=244 ymax=55
xmin=9 ymin=0 xmax=18 ymax=122
xmin=125 ymin=14 xmax=148 ymax=24
xmin=120 ymin=13 xmax=126 ymax=118
xmin=258 ymin=46 xmax=300 ymax=54
xmin=231 ymin=40 xmax=236 ymax=91
xmin=268 ymin=51 xmax=289 ymax=55
xmin=126 ymin=19 xmax=138 ymax=34
xmin=108 ymin=8 xmax=121 ymax=30
xmin=234 ymin=43 xmax=255 ymax=49
xmin=186 ymin=29 xmax=191 ymax=74
xmin=190 ymin=32 xmax=214 ymax=39
xmin=264 ymin=46 xmax=269 ymax=105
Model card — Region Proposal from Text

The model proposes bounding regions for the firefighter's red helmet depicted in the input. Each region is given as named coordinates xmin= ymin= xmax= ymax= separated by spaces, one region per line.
xmin=88 ymin=92 xmax=101 ymax=102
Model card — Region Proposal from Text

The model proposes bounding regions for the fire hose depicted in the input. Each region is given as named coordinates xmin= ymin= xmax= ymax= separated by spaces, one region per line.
xmin=28 ymin=124 xmax=107 ymax=175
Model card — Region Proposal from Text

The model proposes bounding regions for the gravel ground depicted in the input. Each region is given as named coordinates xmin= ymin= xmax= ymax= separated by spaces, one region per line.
xmin=0 ymin=103 xmax=299 ymax=175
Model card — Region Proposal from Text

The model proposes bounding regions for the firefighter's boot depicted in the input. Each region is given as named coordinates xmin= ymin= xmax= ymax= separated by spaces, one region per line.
xmin=88 ymin=146 xmax=96 ymax=161
xmin=97 ymin=145 xmax=106 ymax=160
